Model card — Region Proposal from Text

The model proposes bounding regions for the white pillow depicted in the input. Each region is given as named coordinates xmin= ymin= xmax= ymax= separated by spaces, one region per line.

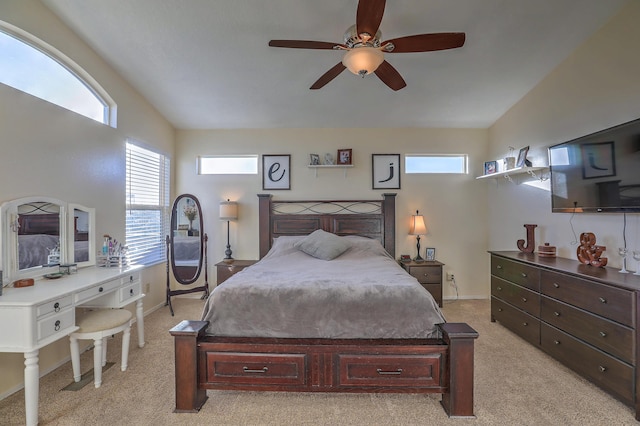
xmin=294 ymin=229 xmax=351 ymax=260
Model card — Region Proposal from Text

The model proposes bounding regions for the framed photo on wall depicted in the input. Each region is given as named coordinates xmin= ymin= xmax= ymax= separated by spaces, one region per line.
xmin=337 ymin=149 xmax=352 ymax=165
xmin=262 ymin=154 xmax=290 ymax=190
xmin=372 ymin=154 xmax=401 ymax=189
xmin=581 ymin=141 xmax=616 ymax=179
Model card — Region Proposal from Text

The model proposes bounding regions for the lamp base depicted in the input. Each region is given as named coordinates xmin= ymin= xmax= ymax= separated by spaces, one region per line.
xmin=222 ymin=257 xmax=234 ymax=264
xmin=413 ymin=256 xmax=424 ymax=263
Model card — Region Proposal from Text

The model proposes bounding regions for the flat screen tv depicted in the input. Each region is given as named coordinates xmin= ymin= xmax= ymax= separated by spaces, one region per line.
xmin=548 ymin=117 xmax=640 ymax=213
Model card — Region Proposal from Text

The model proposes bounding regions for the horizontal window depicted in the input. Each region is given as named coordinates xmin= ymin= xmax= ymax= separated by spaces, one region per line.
xmin=405 ymin=154 xmax=468 ymax=174
xmin=198 ymin=155 xmax=258 ymax=174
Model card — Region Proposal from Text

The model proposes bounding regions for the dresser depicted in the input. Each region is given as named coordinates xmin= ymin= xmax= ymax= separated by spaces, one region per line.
xmin=490 ymin=251 xmax=640 ymax=420
xmin=0 ymin=266 xmax=145 ymax=426
xmin=399 ymin=260 xmax=443 ymax=307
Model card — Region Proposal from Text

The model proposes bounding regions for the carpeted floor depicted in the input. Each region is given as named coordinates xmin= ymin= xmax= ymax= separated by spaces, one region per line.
xmin=0 ymin=297 xmax=636 ymax=425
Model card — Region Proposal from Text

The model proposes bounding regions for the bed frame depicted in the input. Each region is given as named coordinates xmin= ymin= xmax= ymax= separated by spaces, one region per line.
xmin=170 ymin=194 xmax=479 ymax=418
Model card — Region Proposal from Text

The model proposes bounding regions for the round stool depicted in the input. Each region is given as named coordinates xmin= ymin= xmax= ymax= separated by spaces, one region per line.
xmin=69 ymin=309 xmax=133 ymax=388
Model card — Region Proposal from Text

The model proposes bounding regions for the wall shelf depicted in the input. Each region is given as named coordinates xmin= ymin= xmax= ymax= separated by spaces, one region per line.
xmin=476 ymin=166 xmax=548 ymax=183
xmin=308 ymin=164 xmax=353 ymax=178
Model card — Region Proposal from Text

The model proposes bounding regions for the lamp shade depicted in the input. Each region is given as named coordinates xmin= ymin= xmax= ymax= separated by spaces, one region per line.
xmin=409 ymin=211 xmax=427 ymax=236
xmin=342 ymin=47 xmax=384 ymax=76
xmin=219 ymin=200 xmax=238 ymax=220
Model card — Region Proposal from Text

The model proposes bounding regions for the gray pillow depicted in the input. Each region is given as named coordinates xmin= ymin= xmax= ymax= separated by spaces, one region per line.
xmin=294 ymin=229 xmax=351 ymax=260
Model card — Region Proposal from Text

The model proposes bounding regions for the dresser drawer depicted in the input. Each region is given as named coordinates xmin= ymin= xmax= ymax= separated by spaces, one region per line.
xmin=491 ymin=255 xmax=540 ymax=291
xmin=541 ymin=296 xmax=633 ymax=364
xmin=204 ymin=352 xmax=306 ymax=386
xmin=121 ymin=272 xmax=140 ymax=285
xmin=541 ymin=323 xmax=633 ymax=404
xmin=491 ymin=297 xmax=540 ymax=346
xmin=540 ymin=270 xmax=634 ymax=327
xmin=337 ymin=353 xmax=442 ymax=388
xmin=491 ymin=276 xmax=540 ymax=316
xmin=37 ymin=309 xmax=74 ymax=343
xmin=74 ymin=279 xmax=120 ymax=304
xmin=407 ymin=266 xmax=442 ymax=284
xmin=120 ymin=281 xmax=142 ymax=303
xmin=36 ymin=295 xmax=73 ymax=318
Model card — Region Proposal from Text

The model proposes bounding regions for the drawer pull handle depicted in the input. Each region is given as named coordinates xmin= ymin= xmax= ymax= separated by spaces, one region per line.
xmin=99 ymin=287 xmax=104 ymax=293
xmin=54 ymin=320 xmax=61 ymax=331
xmin=522 ymin=322 xmax=528 ymax=326
xmin=599 ymin=297 xmax=607 ymax=304
xmin=554 ymin=340 xmax=560 ymax=345
xmin=521 ymin=297 xmax=527 ymax=302
xmin=553 ymin=283 xmax=559 ymax=288
xmin=498 ymin=308 xmax=503 ymax=312
xmin=554 ymin=311 xmax=560 ymax=317
xmin=377 ymin=368 xmax=403 ymax=375
xmin=521 ymin=272 xmax=527 ymax=278
xmin=496 ymin=265 xmax=503 ymax=269
xmin=599 ymin=331 xmax=607 ymax=338
xmin=130 ymin=289 xmax=134 ymax=296
xmin=423 ymin=273 xmax=429 ymax=278
xmin=496 ymin=286 xmax=502 ymax=291
xmin=243 ymin=367 xmax=268 ymax=374
xmin=130 ymin=276 xmax=134 ymax=282
xmin=599 ymin=366 xmax=607 ymax=373
xmin=54 ymin=302 xmax=60 ymax=312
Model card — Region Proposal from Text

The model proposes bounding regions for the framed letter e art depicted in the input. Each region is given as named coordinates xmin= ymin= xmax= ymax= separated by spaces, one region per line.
xmin=263 ymin=154 xmax=290 ymax=190
xmin=372 ymin=154 xmax=401 ymax=189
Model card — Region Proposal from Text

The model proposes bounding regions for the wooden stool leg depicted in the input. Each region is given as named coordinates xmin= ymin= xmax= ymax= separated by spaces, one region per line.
xmin=93 ymin=338 xmax=103 ymax=388
xmin=121 ymin=324 xmax=131 ymax=371
xmin=70 ymin=336 xmax=82 ymax=382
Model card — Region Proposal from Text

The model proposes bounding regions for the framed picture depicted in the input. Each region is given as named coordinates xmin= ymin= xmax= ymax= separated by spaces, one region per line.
xmin=309 ymin=153 xmax=320 ymax=165
xmin=372 ymin=154 xmax=401 ymax=189
xmin=581 ymin=141 xmax=616 ymax=179
xmin=484 ymin=161 xmax=497 ymax=175
xmin=337 ymin=149 xmax=352 ymax=165
xmin=516 ymin=146 xmax=530 ymax=168
xmin=262 ymin=154 xmax=290 ymax=190
xmin=425 ymin=247 xmax=436 ymax=261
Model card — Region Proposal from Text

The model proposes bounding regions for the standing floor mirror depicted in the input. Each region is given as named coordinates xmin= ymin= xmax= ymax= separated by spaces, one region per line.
xmin=165 ymin=194 xmax=209 ymax=316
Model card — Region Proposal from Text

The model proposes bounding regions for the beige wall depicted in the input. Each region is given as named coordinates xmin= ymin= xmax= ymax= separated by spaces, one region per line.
xmin=0 ymin=1 xmax=174 ymax=398
xmin=488 ymin=1 xmax=640 ymax=263
xmin=176 ymin=127 xmax=490 ymax=299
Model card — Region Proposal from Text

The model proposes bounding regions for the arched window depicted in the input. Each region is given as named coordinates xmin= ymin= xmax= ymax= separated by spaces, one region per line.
xmin=0 ymin=22 xmax=116 ymax=127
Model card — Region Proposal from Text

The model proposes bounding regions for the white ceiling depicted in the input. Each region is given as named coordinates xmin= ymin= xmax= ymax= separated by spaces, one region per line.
xmin=42 ymin=0 xmax=627 ymax=130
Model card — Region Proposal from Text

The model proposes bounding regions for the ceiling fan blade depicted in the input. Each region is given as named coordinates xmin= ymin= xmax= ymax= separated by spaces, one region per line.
xmin=384 ymin=33 xmax=465 ymax=53
xmin=374 ymin=61 xmax=406 ymax=91
xmin=310 ymin=63 xmax=347 ymax=90
xmin=356 ymin=0 xmax=386 ymax=38
xmin=269 ymin=40 xmax=343 ymax=50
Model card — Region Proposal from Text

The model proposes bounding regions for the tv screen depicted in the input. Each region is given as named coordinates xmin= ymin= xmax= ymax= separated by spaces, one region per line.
xmin=549 ymin=117 xmax=640 ymax=213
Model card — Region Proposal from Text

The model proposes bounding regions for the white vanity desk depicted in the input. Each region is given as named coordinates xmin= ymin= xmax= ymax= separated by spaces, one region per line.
xmin=0 ymin=265 xmax=145 ymax=426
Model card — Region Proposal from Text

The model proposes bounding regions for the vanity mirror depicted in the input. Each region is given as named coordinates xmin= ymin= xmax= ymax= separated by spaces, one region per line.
xmin=0 ymin=196 xmax=96 ymax=285
xmin=165 ymin=194 xmax=209 ymax=315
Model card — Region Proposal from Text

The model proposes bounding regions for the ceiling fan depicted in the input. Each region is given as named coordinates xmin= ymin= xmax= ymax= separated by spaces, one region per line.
xmin=268 ymin=0 xmax=465 ymax=91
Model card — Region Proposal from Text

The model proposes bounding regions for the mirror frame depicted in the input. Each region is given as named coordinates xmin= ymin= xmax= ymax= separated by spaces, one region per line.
xmin=169 ymin=194 xmax=204 ymax=285
xmin=68 ymin=204 xmax=96 ymax=268
xmin=1 ymin=196 xmax=95 ymax=285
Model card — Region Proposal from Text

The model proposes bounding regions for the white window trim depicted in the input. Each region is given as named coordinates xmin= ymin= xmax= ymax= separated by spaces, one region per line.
xmin=405 ymin=154 xmax=469 ymax=174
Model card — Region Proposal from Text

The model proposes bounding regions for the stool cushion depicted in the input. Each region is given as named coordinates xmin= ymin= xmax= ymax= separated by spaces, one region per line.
xmin=76 ymin=309 xmax=132 ymax=333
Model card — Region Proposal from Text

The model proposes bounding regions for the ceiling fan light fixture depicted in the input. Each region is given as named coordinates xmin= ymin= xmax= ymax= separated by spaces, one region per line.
xmin=342 ymin=47 xmax=384 ymax=77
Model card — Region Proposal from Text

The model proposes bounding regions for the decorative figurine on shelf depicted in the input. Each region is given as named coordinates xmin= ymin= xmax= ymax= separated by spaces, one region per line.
xmin=517 ymin=224 xmax=537 ymax=253
xmin=576 ymin=232 xmax=608 ymax=267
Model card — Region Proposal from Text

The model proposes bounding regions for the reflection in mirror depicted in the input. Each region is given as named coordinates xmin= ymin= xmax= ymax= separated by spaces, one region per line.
xmin=166 ymin=194 xmax=209 ymax=316
xmin=17 ymin=201 xmax=62 ymax=270
xmin=68 ymin=204 xmax=96 ymax=267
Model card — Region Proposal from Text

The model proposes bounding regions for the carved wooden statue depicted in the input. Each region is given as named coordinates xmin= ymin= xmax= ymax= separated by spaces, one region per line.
xmin=517 ymin=224 xmax=537 ymax=253
xmin=576 ymin=232 xmax=608 ymax=267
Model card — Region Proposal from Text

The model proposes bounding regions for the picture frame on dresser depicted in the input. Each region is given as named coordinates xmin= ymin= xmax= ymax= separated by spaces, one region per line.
xmin=425 ymin=247 xmax=436 ymax=261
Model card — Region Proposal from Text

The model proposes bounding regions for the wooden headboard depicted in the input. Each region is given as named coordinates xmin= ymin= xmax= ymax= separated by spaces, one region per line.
xmin=258 ymin=193 xmax=396 ymax=259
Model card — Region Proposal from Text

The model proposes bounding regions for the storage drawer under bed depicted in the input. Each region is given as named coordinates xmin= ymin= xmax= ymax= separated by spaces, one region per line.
xmin=203 ymin=352 xmax=306 ymax=386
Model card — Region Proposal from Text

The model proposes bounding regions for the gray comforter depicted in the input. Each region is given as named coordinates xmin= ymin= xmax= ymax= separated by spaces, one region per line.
xmin=202 ymin=235 xmax=446 ymax=339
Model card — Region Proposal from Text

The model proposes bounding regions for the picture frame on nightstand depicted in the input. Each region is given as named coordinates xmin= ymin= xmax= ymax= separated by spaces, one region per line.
xmin=425 ymin=247 xmax=436 ymax=261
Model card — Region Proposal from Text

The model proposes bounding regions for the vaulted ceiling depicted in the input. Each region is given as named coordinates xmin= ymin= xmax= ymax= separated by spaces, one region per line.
xmin=42 ymin=0 xmax=628 ymax=129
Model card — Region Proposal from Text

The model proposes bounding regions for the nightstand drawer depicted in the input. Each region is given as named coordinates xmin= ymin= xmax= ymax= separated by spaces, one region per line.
xmin=216 ymin=260 xmax=258 ymax=285
xmin=407 ymin=266 xmax=441 ymax=284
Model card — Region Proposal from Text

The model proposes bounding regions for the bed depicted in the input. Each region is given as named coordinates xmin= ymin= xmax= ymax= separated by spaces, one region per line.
xmin=170 ymin=194 xmax=479 ymax=418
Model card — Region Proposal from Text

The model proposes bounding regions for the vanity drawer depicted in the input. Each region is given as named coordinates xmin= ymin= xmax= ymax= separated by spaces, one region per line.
xmin=204 ymin=352 xmax=306 ymax=386
xmin=540 ymin=270 xmax=634 ymax=327
xmin=121 ymin=272 xmax=140 ymax=285
xmin=491 ymin=276 xmax=540 ymax=316
xmin=37 ymin=309 xmax=74 ymax=343
xmin=337 ymin=353 xmax=442 ymax=388
xmin=541 ymin=323 xmax=633 ymax=404
xmin=491 ymin=297 xmax=540 ymax=346
xmin=407 ymin=266 xmax=441 ymax=284
xmin=120 ymin=281 xmax=142 ymax=303
xmin=74 ymin=279 xmax=120 ymax=304
xmin=36 ymin=295 xmax=73 ymax=318
xmin=491 ymin=255 xmax=540 ymax=291
xmin=541 ymin=296 xmax=633 ymax=364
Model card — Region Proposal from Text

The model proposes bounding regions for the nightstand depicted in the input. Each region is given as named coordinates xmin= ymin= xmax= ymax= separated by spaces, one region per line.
xmin=399 ymin=260 xmax=444 ymax=307
xmin=215 ymin=260 xmax=258 ymax=285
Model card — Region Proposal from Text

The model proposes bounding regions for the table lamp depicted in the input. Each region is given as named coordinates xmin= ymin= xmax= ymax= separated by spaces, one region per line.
xmin=219 ymin=199 xmax=238 ymax=263
xmin=409 ymin=210 xmax=427 ymax=262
